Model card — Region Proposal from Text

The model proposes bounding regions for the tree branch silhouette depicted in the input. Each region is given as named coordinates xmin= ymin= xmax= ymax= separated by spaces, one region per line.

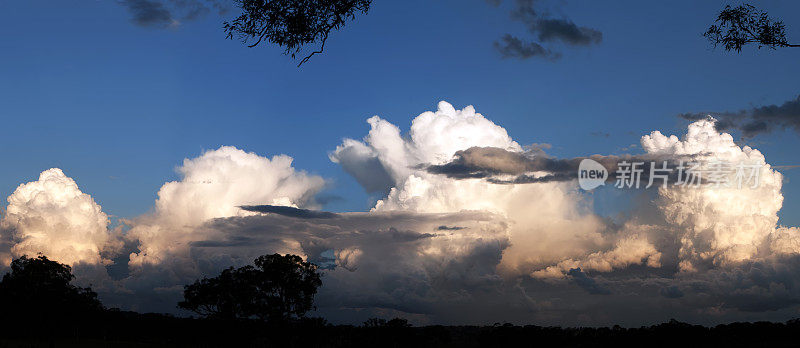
xmin=224 ymin=0 xmax=371 ymax=66
xmin=704 ymin=4 xmax=799 ymax=52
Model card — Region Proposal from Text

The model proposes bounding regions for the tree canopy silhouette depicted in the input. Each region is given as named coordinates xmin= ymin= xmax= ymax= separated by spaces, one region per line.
xmin=363 ymin=317 xmax=411 ymax=328
xmin=0 ymin=255 xmax=103 ymax=319
xmin=179 ymin=253 xmax=322 ymax=321
xmin=704 ymin=4 xmax=799 ymax=53
xmin=224 ymin=0 xmax=372 ymax=66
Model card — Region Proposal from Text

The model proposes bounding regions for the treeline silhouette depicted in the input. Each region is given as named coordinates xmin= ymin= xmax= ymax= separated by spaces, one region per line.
xmin=2 ymin=254 xmax=800 ymax=347
xmin=178 ymin=253 xmax=321 ymax=321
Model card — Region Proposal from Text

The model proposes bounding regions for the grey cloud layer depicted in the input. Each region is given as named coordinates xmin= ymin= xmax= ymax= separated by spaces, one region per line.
xmin=424 ymin=146 xmax=680 ymax=185
xmin=510 ymin=0 xmax=602 ymax=46
xmin=493 ymin=0 xmax=602 ymax=60
xmin=495 ymin=34 xmax=562 ymax=60
xmin=120 ymin=210 xmax=515 ymax=323
xmin=679 ymin=95 xmax=800 ymax=138
xmin=239 ymin=204 xmax=340 ymax=219
xmin=119 ymin=211 xmax=800 ymax=325
xmin=119 ymin=0 xmax=229 ymax=28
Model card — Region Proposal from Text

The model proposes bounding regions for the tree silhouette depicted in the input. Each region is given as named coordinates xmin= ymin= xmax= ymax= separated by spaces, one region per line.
xmin=704 ymin=4 xmax=799 ymax=53
xmin=363 ymin=317 xmax=387 ymax=327
xmin=179 ymin=253 xmax=322 ymax=322
xmin=0 ymin=255 xmax=103 ymax=319
xmin=250 ymin=253 xmax=323 ymax=321
xmin=177 ymin=266 xmax=259 ymax=320
xmin=363 ymin=317 xmax=411 ymax=327
xmin=224 ymin=0 xmax=372 ymax=66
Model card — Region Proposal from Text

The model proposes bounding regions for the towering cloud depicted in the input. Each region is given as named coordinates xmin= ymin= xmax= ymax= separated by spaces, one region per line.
xmin=642 ymin=119 xmax=785 ymax=271
xmin=1 ymin=168 xmax=113 ymax=265
xmin=331 ymin=101 xmax=615 ymax=275
xmin=105 ymin=146 xmax=328 ymax=312
xmin=331 ymin=102 xmax=523 ymax=187
xmin=127 ymin=146 xmax=326 ymax=268
xmin=3 ymin=102 xmax=800 ymax=325
xmin=112 ymin=140 xmax=516 ymax=317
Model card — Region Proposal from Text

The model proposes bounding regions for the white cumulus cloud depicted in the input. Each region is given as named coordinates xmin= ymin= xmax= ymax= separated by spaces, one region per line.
xmin=643 ymin=119 xmax=786 ymax=271
xmin=1 ymin=168 xmax=113 ymax=265
xmin=3 ymin=103 xmax=800 ymax=326
xmin=127 ymin=146 xmax=326 ymax=268
xmin=331 ymin=101 xmax=616 ymax=275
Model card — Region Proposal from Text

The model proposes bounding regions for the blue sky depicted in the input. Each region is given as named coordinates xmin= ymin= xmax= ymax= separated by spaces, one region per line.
xmin=1 ymin=0 xmax=799 ymax=225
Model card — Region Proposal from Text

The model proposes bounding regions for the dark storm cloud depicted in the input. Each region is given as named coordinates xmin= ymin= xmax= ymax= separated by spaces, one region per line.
xmin=239 ymin=205 xmax=339 ymax=219
xmin=567 ymin=268 xmax=611 ymax=295
xmin=190 ymin=235 xmax=256 ymax=248
xmin=120 ymin=0 xmax=174 ymax=27
xmin=679 ymin=95 xmax=800 ymax=138
xmin=436 ymin=225 xmax=466 ymax=231
xmin=24 ymin=205 xmax=800 ymax=325
xmin=494 ymin=34 xmax=562 ymax=60
xmin=660 ymin=286 xmax=684 ymax=299
xmin=425 ymin=146 xmax=672 ymax=186
xmin=493 ymin=0 xmax=602 ymax=60
xmin=673 ymin=255 xmax=800 ymax=313
xmin=488 ymin=172 xmax=576 ymax=184
xmin=511 ymin=0 xmax=602 ymax=46
xmin=178 ymin=211 xmax=512 ymax=322
xmin=425 ymin=146 xmax=536 ymax=179
xmin=534 ymin=18 xmax=602 ymax=45
xmin=314 ymin=193 xmax=345 ymax=205
xmin=331 ymin=145 xmax=395 ymax=194
xmin=119 ymin=0 xmax=230 ymax=28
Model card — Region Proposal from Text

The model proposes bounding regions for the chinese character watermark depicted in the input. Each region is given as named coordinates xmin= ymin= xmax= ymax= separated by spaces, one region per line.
xmin=578 ymin=159 xmax=763 ymax=191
